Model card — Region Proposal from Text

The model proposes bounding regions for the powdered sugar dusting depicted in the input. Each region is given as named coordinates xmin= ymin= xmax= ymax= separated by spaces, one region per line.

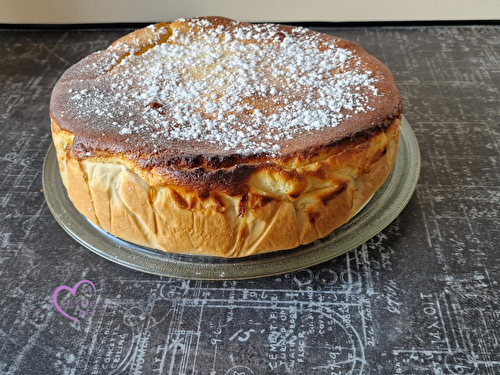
xmin=64 ymin=18 xmax=380 ymax=156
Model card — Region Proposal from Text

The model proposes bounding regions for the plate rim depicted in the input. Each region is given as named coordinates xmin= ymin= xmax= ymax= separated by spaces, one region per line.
xmin=43 ymin=117 xmax=420 ymax=280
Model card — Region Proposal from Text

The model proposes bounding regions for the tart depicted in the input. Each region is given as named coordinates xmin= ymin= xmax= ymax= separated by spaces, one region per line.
xmin=50 ymin=16 xmax=402 ymax=257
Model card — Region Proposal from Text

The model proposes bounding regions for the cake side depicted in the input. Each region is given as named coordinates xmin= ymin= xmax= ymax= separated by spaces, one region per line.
xmin=51 ymin=116 xmax=400 ymax=257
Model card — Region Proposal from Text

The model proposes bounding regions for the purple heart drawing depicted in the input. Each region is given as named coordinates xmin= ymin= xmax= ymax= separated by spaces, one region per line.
xmin=51 ymin=280 xmax=97 ymax=322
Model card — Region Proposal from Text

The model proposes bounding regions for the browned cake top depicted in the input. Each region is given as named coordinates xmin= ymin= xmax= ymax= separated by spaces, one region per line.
xmin=50 ymin=17 xmax=401 ymax=170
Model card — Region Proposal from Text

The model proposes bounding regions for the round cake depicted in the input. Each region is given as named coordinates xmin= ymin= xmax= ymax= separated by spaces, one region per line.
xmin=50 ymin=16 xmax=402 ymax=258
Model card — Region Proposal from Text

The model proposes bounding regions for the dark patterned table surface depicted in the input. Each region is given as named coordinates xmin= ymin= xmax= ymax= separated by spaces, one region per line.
xmin=1 ymin=23 xmax=499 ymax=375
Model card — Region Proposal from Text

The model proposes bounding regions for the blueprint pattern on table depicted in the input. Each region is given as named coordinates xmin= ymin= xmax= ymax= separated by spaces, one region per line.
xmin=0 ymin=25 xmax=499 ymax=374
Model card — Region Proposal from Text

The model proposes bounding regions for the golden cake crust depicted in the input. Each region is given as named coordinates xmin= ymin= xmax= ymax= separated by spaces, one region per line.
xmin=50 ymin=17 xmax=402 ymax=257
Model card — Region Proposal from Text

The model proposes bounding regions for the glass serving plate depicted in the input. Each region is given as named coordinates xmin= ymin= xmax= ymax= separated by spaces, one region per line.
xmin=43 ymin=117 xmax=420 ymax=280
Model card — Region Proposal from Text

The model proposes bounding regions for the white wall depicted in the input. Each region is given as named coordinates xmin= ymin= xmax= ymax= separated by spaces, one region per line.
xmin=1 ymin=0 xmax=499 ymax=24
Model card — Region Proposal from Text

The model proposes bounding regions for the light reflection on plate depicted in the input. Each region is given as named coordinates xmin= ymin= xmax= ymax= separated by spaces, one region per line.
xmin=43 ymin=117 xmax=420 ymax=280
